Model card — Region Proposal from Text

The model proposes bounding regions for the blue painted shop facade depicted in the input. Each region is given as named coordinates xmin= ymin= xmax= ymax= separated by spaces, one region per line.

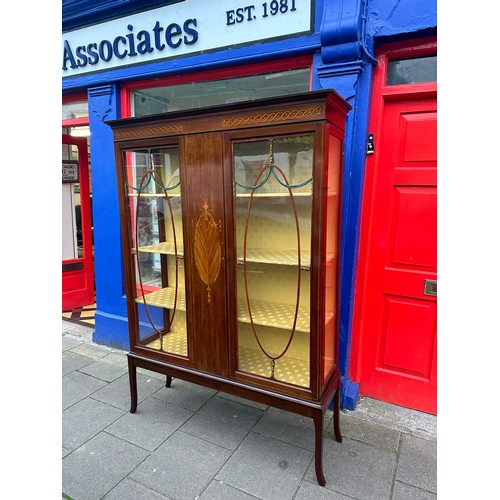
xmin=62 ymin=0 xmax=437 ymax=411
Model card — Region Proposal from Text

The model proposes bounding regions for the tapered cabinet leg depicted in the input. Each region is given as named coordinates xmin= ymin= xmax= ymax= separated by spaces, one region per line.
xmin=127 ymin=355 xmax=138 ymax=414
xmin=313 ymin=410 xmax=326 ymax=486
xmin=166 ymin=375 xmax=172 ymax=388
xmin=333 ymin=389 xmax=342 ymax=443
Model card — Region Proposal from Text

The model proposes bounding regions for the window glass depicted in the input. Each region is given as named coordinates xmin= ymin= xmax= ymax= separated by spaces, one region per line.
xmin=132 ymin=68 xmax=310 ymax=116
xmin=62 ymin=100 xmax=89 ymax=120
xmin=387 ymin=56 xmax=437 ymax=86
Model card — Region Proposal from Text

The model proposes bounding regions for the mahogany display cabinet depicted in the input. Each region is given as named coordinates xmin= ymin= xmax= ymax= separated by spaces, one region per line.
xmin=108 ymin=89 xmax=351 ymax=486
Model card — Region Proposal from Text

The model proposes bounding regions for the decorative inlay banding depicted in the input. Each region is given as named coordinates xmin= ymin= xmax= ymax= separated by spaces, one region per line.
xmin=115 ymin=124 xmax=183 ymax=140
xmin=222 ymin=107 xmax=322 ymax=128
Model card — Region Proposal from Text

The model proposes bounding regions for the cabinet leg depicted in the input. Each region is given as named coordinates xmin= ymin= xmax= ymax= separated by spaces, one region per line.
xmin=333 ymin=389 xmax=343 ymax=443
xmin=313 ymin=410 xmax=326 ymax=486
xmin=166 ymin=375 xmax=172 ymax=388
xmin=127 ymin=356 xmax=138 ymax=414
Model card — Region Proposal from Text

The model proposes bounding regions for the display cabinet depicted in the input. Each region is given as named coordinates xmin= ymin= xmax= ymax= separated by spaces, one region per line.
xmin=109 ymin=90 xmax=350 ymax=486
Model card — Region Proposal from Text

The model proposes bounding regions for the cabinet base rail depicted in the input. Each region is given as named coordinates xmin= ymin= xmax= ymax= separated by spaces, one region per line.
xmin=127 ymin=352 xmax=342 ymax=487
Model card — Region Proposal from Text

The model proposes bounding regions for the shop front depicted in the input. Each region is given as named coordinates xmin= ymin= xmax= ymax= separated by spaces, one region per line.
xmin=62 ymin=0 xmax=437 ymax=412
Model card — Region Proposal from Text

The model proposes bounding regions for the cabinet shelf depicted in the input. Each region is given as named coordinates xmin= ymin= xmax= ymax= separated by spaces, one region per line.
xmin=236 ymin=192 xmax=311 ymax=198
xmin=145 ymin=330 xmax=188 ymax=356
xmin=135 ymin=243 xmax=329 ymax=268
xmin=128 ymin=193 xmax=181 ymax=198
xmin=237 ymin=248 xmax=310 ymax=267
xmin=238 ymin=346 xmax=309 ymax=387
xmin=136 ymin=286 xmax=186 ymax=310
xmin=135 ymin=242 xmax=184 ymax=255
xmin=135 ymin=286 xmax=334 ymax=334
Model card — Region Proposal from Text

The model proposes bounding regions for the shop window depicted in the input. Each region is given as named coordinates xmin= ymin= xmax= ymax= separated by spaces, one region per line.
xmin=62 ymin=100 xmax=89 ymax=120
xmin=387 ymin=56 xmax=437 ymax=86
xmin=130 ymin=67 xmax=311 ymax=116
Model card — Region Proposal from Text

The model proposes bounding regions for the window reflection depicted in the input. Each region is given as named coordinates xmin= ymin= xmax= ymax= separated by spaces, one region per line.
xmin=387 ymin=56 xmax=437 ymax=86
xmin=132 ymin=68 xmax=310 ymax=116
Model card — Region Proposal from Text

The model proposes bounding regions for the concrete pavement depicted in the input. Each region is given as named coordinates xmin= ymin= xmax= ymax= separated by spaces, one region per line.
xmin=62 ymin=320 xmax=437 ymax=500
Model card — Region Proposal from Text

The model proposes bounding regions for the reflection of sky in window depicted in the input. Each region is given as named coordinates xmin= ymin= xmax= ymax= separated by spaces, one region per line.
xmin=132 ymin=68 xmax=310 ymax=116
xmin=387 ymin=56 xmax=437 ymax=85
xmin=62 ymin=101 xmax=89 ymax=120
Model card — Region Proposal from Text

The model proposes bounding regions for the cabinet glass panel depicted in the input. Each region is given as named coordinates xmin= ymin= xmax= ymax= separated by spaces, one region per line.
xmin=322 ymin=135 xmax=341 ymax=381
xmin=233 ymin=135 xmax=313 ymax=388
xmin=124 ymin=147 xmax=187 ymax=356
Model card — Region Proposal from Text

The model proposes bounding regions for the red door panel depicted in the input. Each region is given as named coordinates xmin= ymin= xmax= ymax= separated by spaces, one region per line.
xmin=62 ymin=134 xmax=95 ymax=310
xmin=351 ymin=38 xmax=437 ymax=414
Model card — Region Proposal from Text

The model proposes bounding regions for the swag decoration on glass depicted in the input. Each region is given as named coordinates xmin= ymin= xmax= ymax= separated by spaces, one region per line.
xmin=237 ymin=139 xmax=313 ymax=379
xmin=126 ymin=149 xmax=181 ymax=351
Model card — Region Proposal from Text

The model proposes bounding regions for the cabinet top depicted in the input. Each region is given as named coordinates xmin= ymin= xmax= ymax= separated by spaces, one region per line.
xmin=107 ymin=89 xmax=351 ymax=142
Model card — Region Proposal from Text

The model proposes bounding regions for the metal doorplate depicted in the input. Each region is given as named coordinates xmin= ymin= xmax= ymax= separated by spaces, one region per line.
xmin=424 ymin=280 xmax=437 ymax=297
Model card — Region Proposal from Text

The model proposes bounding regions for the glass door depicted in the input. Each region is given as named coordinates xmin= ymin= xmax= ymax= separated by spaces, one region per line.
xmin=122 ymin=146 xmax=188 ymax=358
xmin=232 ymin=134 xmax=314 ymax=389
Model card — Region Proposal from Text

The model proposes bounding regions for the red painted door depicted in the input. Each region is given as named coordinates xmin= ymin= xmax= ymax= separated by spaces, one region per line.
xmin=62 ymin=134 xmax=95 ymax=310
xmin=351 ymin=39 xmax=437 ymax=414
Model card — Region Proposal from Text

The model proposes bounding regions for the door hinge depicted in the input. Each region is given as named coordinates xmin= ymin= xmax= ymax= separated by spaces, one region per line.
xmin=366 ymin=134 xmax=375 ymax=155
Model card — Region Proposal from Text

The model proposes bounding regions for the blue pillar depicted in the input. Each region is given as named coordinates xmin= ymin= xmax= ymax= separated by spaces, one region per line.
xmin=87 ymin=84 xmax=130 ymax=349
xmin=314 ymin=0 xmax=376 ymax=410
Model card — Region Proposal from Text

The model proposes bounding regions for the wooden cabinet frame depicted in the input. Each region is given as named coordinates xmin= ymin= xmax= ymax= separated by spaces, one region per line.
xmin=108 ymin=90 xmax=350 ymax=486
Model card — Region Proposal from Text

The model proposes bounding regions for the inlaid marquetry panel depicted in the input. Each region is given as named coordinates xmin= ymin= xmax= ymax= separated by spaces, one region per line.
xmin=221 ymin=106 xmax=322 ymax=128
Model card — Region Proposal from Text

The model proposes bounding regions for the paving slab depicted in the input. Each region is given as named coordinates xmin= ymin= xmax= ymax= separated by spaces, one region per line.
xmin=353 ymin=397 xmax=436 ymax=441
xmin=90 ymin=372 xmax=164 ymax=411
xmin=199 ymin=480 xmax=259 ymax=499
xmin=70 ymin=342 xmax=113 ymax=360
xmin=395 ymin=434 xmax=437 ymax=493
xmin=62 ymin=397 xmax=125 ymax=451
xmin=217 ymin=431 xmax=313 ymax=500
xmin=62 ymin=336 xmax=83 ymax=351
xmin=252 ymin=406 xmax=317 ymax=451
xmin=130 ymin=431 xmax=232 ymax=499
xmin=392 ymin=481 xmax=437 ymax=500
xmin=62 ymin=371 xmax=107 ymax=410
xmin=78 ymin=352 xmax=129 ymax=382
xmin=62 ymin=432 xmax=149 ymax=500
xmin=106 ymin=396 xmax=193 ymax=451
xmin=103 ymin=477 xmax=172 ymax=500
xmin=326 ymin=413 xmax=401 ymax=453
xmin=152 ymin=378 xmax=218 ymax=411
xmin=62 ymin=350 xmax=95 ymax=376
xmin=306 ymin=436 xmax=397 ymax=500
xmin=294 ymin=480 xmax=353 ymax=499
xmin=179 ymin=396 xmax=264 ymax=450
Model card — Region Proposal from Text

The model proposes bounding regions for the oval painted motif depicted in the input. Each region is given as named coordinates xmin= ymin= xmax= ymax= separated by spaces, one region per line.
xmin=194 ymin=202 xmax=221 ymax=302
xmin=243 ymin=164 xmax=302 ymax=363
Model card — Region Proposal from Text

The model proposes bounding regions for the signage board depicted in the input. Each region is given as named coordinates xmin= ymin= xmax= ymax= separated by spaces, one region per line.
xmin=62 ymin=0 xmax=313 ymax=78
xmin=62 ymin=160 xmax=79 ymax=183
